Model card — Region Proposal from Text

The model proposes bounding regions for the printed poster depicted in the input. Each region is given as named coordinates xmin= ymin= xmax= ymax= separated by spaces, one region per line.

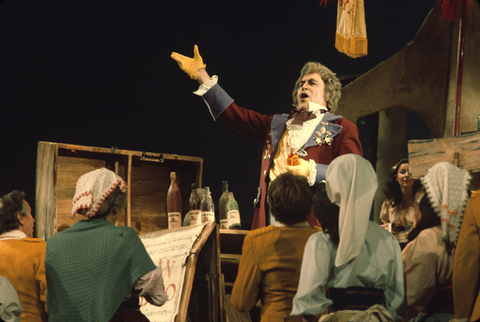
xmin=139 ymin=223 xmax=206 ymax=322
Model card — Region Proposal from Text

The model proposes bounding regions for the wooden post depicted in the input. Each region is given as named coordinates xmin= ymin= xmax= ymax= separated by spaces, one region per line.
xmin=453 ymin=0 xmax=468 ymax=136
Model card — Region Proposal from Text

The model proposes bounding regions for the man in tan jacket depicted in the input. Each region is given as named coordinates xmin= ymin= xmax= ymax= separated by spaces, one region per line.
xmin=0 ymin=190 xmax=47 ymax=322
xmin=453 ymin=189 xmax=480 ymax=322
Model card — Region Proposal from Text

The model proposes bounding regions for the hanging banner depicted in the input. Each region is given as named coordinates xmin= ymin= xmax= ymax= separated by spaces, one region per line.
xmin=335 ymin=0 xmax=368 ymax=58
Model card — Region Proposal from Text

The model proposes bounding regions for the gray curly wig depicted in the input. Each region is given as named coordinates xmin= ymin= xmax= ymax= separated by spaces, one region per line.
xmin=292 ymin=62 xmax=342 ymax=113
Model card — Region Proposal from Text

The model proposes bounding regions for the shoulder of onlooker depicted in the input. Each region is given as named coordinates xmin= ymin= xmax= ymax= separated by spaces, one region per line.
xmin=22 ymin=237 xmax=46 ymax=243
xmin=248 ymin=225 xmax=278 ymax=238
xmin=114 ymin=225 xmax=142 ymax=239
xmin=470 ymin=189 xmax=480 ymax=201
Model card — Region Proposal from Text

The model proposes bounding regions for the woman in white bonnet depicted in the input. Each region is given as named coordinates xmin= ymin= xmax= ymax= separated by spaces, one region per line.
xmin=290 ymin=154 xmax=405 ymax=322
xmin=45 ymin=168 xmax=167 ymax=322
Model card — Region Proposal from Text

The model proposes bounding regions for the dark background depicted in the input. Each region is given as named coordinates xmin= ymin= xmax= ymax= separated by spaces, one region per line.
xmin=0 ymin=0 xmax=437 ymax=227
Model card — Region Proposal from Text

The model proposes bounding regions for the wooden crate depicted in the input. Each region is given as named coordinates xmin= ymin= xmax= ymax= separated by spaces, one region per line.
xmin=219 ymin=229 xmax=248 ymax=294
xmin=35 ymin=141 xmax=203 ymax=240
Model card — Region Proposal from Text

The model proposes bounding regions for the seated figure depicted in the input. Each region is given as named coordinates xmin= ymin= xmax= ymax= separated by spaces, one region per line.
xmin=0 ymin=276 xmax=23 ymax=322
xmin=291 ymin=154 xmax=405 ymax=322
xmin=403 ymin=162 xmax=471 ymax=321
xmin=0 ymin=190 xmax=47 ymax=322
xmin=231 ymin=172 xmax=320 ymax=322
xmin=45 ymin=168 xmax=168 ymax=322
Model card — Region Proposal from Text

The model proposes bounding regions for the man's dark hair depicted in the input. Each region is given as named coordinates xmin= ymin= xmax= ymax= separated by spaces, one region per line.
xmin=0 ymin=190 xmax=28 ymax=235
xmin=313 ymin=182 xmax=340 ymax=244
xmin=267 ymin=173 xmax=312 ymax=225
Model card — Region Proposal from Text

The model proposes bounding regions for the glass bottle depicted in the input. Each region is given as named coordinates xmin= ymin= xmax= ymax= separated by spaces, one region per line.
xmin=167 ymin=172 xmax=182 ymax=229
xmin=201 ymin=187 xmax=215 ymax=224
xmin=188 ymin=183 xmax=201 ymax=226
xmin=219 ymin=181 xmax=229 ymax=229
xmin=226 ymin=192 xmax=241 ymax=229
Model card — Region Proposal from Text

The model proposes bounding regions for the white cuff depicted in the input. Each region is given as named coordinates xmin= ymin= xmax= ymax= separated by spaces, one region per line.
xmin=193 ymin=75 xmax=218 ymax=96
xmin=307 ymin=159 xmax=317 ymax=186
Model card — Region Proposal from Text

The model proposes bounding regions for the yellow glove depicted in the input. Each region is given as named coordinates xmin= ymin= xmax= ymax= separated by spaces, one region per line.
xmin=285 ymin=158 xmax=310 ymax=178
xmin=170 ymin=45 xmax=206 ymax=80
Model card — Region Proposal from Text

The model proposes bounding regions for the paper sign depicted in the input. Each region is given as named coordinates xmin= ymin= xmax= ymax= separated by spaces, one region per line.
xmin=139 ymin=224 xmax=206 ymax=322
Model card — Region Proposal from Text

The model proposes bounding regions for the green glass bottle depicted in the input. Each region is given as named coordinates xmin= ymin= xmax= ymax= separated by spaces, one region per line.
xmin=226 ymin=192 xmax=241 ymax=229
xmin=201 ymin=187 xmax=215 ymax=224
xmin=187 ymin=183 xmax=201 ymax=226
xmin=219 ymin=181 xmax=229 ymax=229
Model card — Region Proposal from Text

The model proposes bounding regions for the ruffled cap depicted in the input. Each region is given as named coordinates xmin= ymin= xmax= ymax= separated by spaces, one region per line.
xmin=71 ymin=168 xmax=127 ymax=218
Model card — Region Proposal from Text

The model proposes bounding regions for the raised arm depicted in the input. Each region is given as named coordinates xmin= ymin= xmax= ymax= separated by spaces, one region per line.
xmin=171 ymin=45 xmax=210 ymax=84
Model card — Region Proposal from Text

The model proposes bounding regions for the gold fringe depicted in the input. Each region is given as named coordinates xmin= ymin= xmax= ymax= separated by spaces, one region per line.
xmin=335 ymin=32 xmax=368 ymax=58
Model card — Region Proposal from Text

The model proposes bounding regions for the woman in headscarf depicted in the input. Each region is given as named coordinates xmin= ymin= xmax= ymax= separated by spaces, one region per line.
xmin=402 ymin=162 xmax=471 ymax=321
xmin=45 ymin=168 xmax=168 ymax=322
xmin=290 ymin=154 xmax=404 ymax=322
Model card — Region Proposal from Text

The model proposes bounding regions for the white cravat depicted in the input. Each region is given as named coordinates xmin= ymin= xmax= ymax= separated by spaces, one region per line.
xmin=0 ymin=230 xmax=26 ymax=240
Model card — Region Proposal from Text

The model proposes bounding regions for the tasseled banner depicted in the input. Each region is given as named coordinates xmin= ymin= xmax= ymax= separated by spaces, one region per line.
xmin=435 ymin=0 xmax=473 ymax=24
xmin=319 ymin=0 xmax=367 ymax=58
xmin=335 ymin=0 xmax=368 ymax=58
xmin=335 ymin=32 xmax=368 ymax=59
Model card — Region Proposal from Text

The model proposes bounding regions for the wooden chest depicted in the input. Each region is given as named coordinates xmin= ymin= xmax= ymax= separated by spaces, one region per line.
xmin=35 ymin=141 xmax=203 ymax=241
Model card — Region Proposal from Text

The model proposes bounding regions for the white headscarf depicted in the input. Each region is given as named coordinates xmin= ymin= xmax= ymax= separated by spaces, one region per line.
xmin=326 ymin=154 xmax=378 ymax=267
xmin=421 ymin=162 xmax=471 ymax=246
xmin=71 ymin=168 xmax=127 ymax=218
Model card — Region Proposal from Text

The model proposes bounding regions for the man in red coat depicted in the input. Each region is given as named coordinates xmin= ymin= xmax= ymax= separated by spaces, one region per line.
xmin=172 ymin=45 xmax=363 ymax=229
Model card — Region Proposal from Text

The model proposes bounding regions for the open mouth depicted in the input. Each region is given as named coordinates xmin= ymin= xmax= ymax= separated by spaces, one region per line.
xmin=300 ymin=93 xmax=308 ymax=99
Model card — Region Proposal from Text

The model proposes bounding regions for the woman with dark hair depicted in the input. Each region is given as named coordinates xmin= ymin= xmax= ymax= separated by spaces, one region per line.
xmin=402 ymin=162 xmax=471 ymax=322
xmin=231 ymin=172 xmax=319 ymax=322
xmin=380 ymin=159 xmax=424 ymax=238
xmin=45 ymin=168 xmax=167 ymax=322
xmin=291 ymin=154 xmax=404 ymax=322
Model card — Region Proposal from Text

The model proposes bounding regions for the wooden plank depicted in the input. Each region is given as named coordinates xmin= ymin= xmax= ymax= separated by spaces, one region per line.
xmin=54 ymin=142 xmax=203 ymax=164
xmin=35 ymin=142 xmax=57 ymax=240
xmin=175 ymin=223 xmax=217 ymax=322
xmin=220 ymin=254 xmax=242 ymax=262
xmin=127 ymin=154 xmax=132 ymax=227
xmin=224 ymin=295 xmax=252 ymax=322
xmin=408 ymin=132 xmax=480 ymax=178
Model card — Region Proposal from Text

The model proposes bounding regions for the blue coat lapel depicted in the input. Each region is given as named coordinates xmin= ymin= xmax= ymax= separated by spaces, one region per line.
xmin=271 ymin=114 xmax=288 ymax=157
xmin=304 ymin=113 xmax=343 ymax=149
xmin=270 ymin=112 xmax=343 ymax=154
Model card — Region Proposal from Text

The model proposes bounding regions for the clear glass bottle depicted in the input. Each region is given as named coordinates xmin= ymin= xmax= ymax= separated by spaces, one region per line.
xmin=201 ymin=187 xmax=215 ymax=224
xmin=226 ymin=192 xmax=241 ymax=229
xmin=188 ymin=183 xmax=201 ymax=226
xmin=219 ymin=181 xmax=229 ymax=229
xmin=167 ymin=172 xmax=182 ymax=229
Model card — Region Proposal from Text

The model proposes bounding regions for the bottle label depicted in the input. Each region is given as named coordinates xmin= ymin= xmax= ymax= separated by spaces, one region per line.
xmin=227 ymin=210 xmax=241 ymax=228
xmin=220 ymin=219 xmax=228 ymax=229
xmin=201 ymin=211 xmax=215 ymax=224
xmin=168 ymin=212 xmax=181 ymax=229
xmin=189 ymin=210 xmax=201 ymax=226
